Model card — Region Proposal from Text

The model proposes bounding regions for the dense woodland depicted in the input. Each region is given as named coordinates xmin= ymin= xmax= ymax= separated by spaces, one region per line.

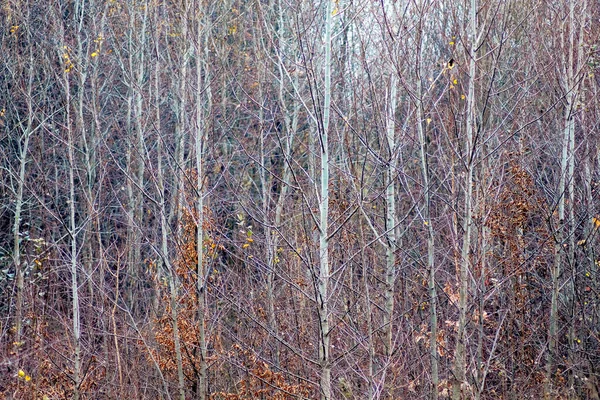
xmin=1 ymin=0 xmax=600 ymax=398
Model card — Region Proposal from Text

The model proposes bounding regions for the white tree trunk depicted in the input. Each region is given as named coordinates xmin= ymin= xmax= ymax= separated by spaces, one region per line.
xmin=383 ymin=73 xmax=398 ymax=373
xmin=194 ymin=2 xmax=211 ymax=396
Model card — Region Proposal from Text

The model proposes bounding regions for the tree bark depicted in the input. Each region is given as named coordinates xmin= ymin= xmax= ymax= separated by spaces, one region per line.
xmin=383 ymin=73 xmax=398 ymax=398
xmin=317 ymin=1 xmax=333 ymax=398
xmin=194 ymin=1 xmax=211 ymax=396
xmin=453 ymin=0 xmax=477 ymax=397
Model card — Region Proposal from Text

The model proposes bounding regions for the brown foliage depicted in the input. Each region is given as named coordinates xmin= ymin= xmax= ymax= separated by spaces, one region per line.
xmin=211 ymin=345 xmax=310 ymax=400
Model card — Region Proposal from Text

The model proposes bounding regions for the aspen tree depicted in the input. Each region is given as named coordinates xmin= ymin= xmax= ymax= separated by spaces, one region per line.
xmin=317 ymin=0 xmax=334 ymax=398
xmin=453 ymin=0 xmax=477 ymax=397
xmin=383 ymin=73 xmax=398 ymax=387
xmin=64 ymin=55 xmax=82 ymax=400
xmin=194 ymin=0 xmax=211 ymax=396
xmin=12 ymin=46 xmax=35 ymax=348
xmin=124 ymin=0 xmax=149 ymax=312
xmin=414 ymin=9 xmax=438 ymax=397
xmin=547 ymin=0 xmax=587 ymax=396
xmin=151 ymin=5 xmax=182 ymax=395
xmin=154 ymin=4 xmax=186 ymax=398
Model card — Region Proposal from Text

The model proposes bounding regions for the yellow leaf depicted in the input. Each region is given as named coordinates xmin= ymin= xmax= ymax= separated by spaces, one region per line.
xmin=25 ymin=375 xmax=31 ymax=382
xmin=577 ymin=239 xmax=586 ymax=246
xmin=426 ymin=118 xmax=432 ymax=125
xmin=453 ymin=79 xmax=458 ymax=85
xmin=461 ymin=94 xmax=466 ymax=100
xmin=18 ymin=369 xmax=25 ymax=378
xmin=593 ymin=216 xmax=600 ymax=229
xmin=91 ymin=51 xmax=99 ymax=58
xmin=242 ymin=243 xmax=250 ymax=249
xmin=449 ymin=41 xmax=454 ymax=45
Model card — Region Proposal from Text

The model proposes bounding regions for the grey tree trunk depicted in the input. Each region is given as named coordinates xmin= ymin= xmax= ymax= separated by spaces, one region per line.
xmin=159 ymin=147 xmax=186 ymax=400
xmin=416 ymin=52 xmax=438 ymax=400
xmin=317 ymin=1 xmax=333 ymax=398
xmin=65 ymin=71 xmax=82 ymax=400
xmin=383 ymin=74 xmax=398 ymax=397
xmin=453 ymin=0 xmax=477 ymax=397
xmin=154 ymin=17 xmax=186 ymax=396
xmin=13 ymin=47 xmax=35 ymax=348
xmin=152 ymin=21 xmax=180 ymax=396
xmin=547 ymin=1 xmax=586 ymax=396
xmin=194 ymin=2 xmax=211 ymax=396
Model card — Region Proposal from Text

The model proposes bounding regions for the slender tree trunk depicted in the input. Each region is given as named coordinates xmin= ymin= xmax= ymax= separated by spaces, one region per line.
xmin=65 ymin=71 xmax=82 ymax=400
xmin=546 ymin=1 xmax=586 ymax=395
xmin=13 ymin=47 xmax=34 ymax=347
xmin=131 ymin=3 xmax=149 ymax=312
xmin=361 ymin=230 xmax=375 ymax=400
xmin=152 ymin=20 xmax=179 ymax=396
xmin=317 ymin=1 xmax=333 ymax=398
xmin=168 ymin=265 xmax=187 ymax=400
xmin=382 ymin=73 xmax=398 ymax=398
xmin=413 ymin=11 xmax=439 ymax=398
xmin=169 ymin=1 xmax=191 ymax=233
xmin=474 ymin=150 xmax=491 ymax=399
xmin=154 ymin=20 xmax=186 ymax=396
xmin=261 ymin=0 xmax=300 ymax=369
xmin=415 ymin=47 xmax=438 ymax=400
xmin=453 ymin=0 xmax=477 ymax=397
xmin=160 ymin=168 xmax=186 ymax=400
xmin=194 ymin=2 xmax=211 ymax=396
